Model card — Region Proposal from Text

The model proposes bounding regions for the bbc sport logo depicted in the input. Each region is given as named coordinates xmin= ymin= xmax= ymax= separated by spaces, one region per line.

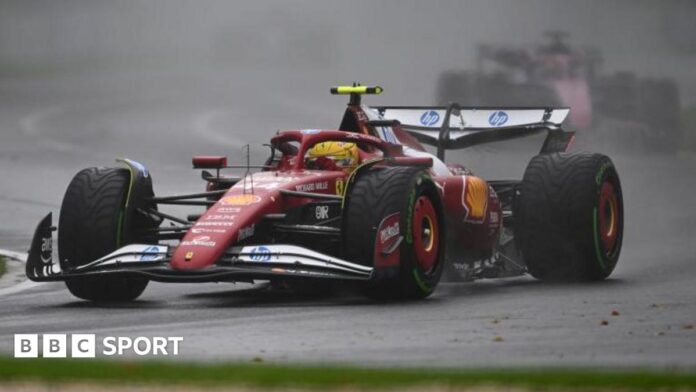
xmin=14 ymin=334 xmax=183 ymax=358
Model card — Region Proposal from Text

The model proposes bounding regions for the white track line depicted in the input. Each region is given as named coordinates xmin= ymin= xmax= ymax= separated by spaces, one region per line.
xmin=0 ymin=249 xmax=28 ymax=262
xmin=0 ymin=248 xmax=45 ymax=296
xmin=0 ymin=280 xmax=44 ymax=296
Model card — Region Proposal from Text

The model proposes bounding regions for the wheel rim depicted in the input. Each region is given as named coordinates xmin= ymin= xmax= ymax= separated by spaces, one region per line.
xmin=598 ymin=181 xmax=619 ymax=253
xmin=412 ymin=196 xmax=439 ymax=273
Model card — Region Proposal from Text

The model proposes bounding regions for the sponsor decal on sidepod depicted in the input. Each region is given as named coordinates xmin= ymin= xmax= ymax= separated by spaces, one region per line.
xmin=315 ymin=205 xmax=330 ymax=220
xmin=295 ymin=182 xmax=328 ymax=192
xmin=380 ymin=221 xmax=400 ymax=244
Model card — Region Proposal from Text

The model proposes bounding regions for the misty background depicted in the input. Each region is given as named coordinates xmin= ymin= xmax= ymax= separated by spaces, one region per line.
xmin=2 ymin=0 xmax=695 ymax=102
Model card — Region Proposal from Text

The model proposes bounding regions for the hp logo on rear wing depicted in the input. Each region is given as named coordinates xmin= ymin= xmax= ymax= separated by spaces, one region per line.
xmin=488 ymin=111 xmax=509 ymax=127
xmin=420 ymin=110 xmax=440 ymax=126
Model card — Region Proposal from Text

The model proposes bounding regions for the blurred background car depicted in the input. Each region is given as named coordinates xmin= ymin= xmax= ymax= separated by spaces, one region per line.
xmin=437 ymin=31 xmax=682 ymax=150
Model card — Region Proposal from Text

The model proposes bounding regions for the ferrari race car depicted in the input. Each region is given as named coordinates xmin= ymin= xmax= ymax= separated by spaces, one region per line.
xmin=26 ymin=85 xmax=624 ymax=302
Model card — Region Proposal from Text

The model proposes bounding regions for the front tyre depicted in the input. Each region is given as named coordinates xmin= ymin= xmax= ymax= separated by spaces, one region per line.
xmin=344 ymin=167 xmax=445 ymax=299
xmin=515 ymin=153 xmax=623 ymax=281
xmin=58 ymin=167 xmax=149 ymax=301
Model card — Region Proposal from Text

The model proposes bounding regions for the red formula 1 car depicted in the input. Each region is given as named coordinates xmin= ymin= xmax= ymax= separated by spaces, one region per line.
xmin=26 ymin=85 xmax=624 ymax=302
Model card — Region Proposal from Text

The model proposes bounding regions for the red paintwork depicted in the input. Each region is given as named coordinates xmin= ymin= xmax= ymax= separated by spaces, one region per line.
xmin=192 ymin=156 xmax=228 ymax=169
xmin=384 ymin=156 xmax=433 ymax=167
xmin=171 ymin=170 xmax=345 ymax=269
xmin=170 ymin=104 xmax=501 ymax=270
xmin=412 ymin=196 xmax=439 ymax=273
xmin=433 ymin=175 xmax=502 ymax=254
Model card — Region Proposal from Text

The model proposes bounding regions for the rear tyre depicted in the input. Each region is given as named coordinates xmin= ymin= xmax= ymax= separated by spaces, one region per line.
xmin=515 ymin=153 xmax=623 ymax=281
xmin=344 ymin=167 xmax=445 ymax=299
xmin=58 ymin=167 xmax=149 ymax=302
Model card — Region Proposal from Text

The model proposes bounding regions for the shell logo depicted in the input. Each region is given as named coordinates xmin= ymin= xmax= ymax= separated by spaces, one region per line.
xmin=221 ymin=194 xmax=261 ymax=206
xmin=462 ymin=176 xmax=488 ymax=222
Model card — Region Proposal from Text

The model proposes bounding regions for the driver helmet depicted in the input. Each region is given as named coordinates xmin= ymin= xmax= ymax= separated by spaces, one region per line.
xmin=307 ymin=141 xmax=359 ymax=173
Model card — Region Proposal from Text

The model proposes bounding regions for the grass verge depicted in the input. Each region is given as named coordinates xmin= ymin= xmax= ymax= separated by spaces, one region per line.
xmin=0 ymin=358 xmax=695 ymax=390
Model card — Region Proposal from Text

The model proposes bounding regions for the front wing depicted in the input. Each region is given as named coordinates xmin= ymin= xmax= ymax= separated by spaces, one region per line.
xmin=27 ymin=213 xmax=373 ymax=283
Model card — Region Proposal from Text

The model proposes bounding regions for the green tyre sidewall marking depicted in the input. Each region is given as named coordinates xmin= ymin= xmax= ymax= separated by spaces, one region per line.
xmin=116 ymin=161 xmax=136 ymax=247
xmin=592 ymin=207 xmax=606 ymax=271
xmin=115 ymin=159 xmax=142 ymax=248
xmin=595 ymin=161 xmax=611 ymax=185
xmin=407 ymin=173 xmax=437 ymax=294
xmin=412 ymin=268 xmax=432 ymax=294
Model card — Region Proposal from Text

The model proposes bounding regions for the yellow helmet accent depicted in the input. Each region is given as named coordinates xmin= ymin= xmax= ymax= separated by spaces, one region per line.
xmin=307 ymin=141 xmax=359 ymax=170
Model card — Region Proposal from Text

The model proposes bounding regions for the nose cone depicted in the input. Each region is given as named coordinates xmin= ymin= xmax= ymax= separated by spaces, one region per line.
xmin=170 ymin=193 xmax=277 ymax=270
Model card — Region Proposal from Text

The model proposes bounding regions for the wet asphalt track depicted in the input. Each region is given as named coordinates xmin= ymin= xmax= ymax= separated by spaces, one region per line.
xmin=0 ymin=70 xmax=695 ymax=367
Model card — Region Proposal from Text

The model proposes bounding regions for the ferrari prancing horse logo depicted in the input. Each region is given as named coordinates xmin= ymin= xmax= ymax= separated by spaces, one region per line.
xmin=335 ymin=178 xmax=345 ymax=196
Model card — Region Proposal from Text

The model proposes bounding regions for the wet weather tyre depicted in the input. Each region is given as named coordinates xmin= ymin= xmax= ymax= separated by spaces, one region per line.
xmin=58 ymin=167 xmax=149 ymax=301
xmin=344 ymin=167 xmax=445 ymax=300
xmin=515 ymin=153 xmax=623 ymax=281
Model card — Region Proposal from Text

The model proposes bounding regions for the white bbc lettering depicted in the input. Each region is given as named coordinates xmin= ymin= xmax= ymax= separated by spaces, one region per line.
xmin=71 ymin=334 xmax=96 ymax=358
xmin=42 ymin=334 xmax=67 ymax=358
xmin=14 ymin=334 xmax=38 ymax=358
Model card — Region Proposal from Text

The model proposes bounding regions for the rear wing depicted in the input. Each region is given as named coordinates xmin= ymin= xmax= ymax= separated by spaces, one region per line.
xmin=370 ymin=104 xmax=574 ymax=159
